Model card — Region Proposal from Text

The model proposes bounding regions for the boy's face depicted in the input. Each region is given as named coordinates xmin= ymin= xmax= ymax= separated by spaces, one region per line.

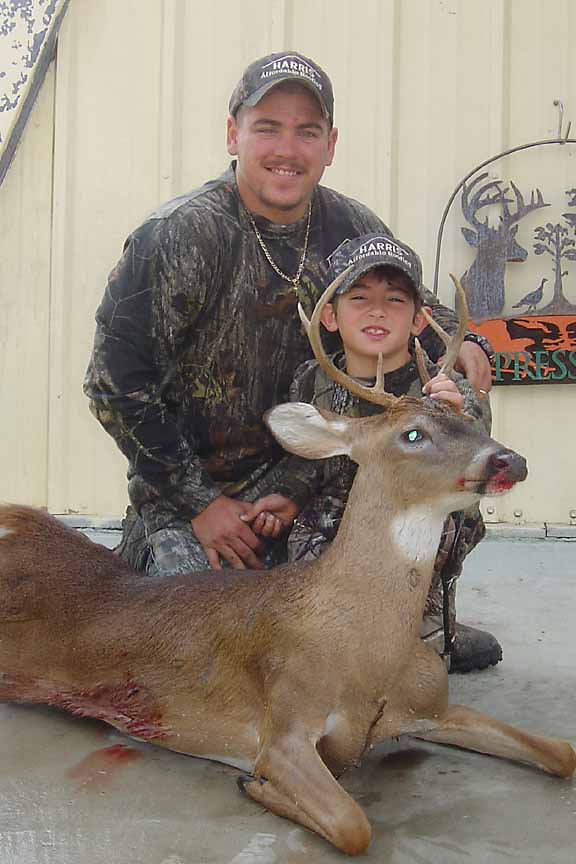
xmin=321 ymin=269 xmax=427 ymax=375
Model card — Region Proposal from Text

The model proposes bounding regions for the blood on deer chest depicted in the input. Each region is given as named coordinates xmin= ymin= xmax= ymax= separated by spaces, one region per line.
xmin=0 ymin=673 xmax=171 ymax=741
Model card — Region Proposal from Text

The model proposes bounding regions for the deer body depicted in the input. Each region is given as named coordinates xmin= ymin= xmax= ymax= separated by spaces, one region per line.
xmin=1 ymin=395 xmax=574 ymax=856
xmin=0 ymin=465 xmax=447 ymax=768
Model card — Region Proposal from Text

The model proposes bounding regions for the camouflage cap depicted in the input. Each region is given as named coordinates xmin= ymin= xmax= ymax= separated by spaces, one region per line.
xmin=327 ymin=234 xmax=424 ymax=300
xmin=229 ymin=51 xmax=334 ymax=124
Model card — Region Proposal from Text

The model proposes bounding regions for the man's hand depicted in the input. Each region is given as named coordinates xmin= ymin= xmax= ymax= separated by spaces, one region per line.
xmin=422 ymin=372 xmax=464 ymax=412
xmin=192 ymin=496 xmax=264 ymax=571
xmin=240 ymin=494 xmax=300 ymax=539
xmin=453 ymin=341 xmax=492 ymax=399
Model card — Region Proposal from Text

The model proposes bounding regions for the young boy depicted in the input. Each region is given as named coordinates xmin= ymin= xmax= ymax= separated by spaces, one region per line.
xmin=253 ymin=233 xmax=498 ymax=672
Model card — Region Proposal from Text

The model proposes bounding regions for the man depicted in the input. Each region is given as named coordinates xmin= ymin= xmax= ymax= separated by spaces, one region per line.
xmin=85 ymin=51 xmax=497 ymax=669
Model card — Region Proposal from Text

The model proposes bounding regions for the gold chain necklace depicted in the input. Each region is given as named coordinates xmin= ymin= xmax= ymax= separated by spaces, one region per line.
xmin=246 ymin=203 xmax=312 ymax=294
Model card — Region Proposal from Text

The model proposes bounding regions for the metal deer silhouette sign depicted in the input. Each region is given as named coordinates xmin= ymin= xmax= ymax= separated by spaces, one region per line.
xmin=434 ymin=106 xmax=576 ymax=386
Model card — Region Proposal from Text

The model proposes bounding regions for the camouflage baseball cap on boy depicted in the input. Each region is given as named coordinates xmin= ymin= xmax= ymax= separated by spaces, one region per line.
xmin=229 ymin=51 xmax=334 ymax=124
xmin=327 ymin=234 xmax=424 ymax=300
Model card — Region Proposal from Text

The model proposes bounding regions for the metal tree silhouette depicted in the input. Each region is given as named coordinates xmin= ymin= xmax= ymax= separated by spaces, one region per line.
xmin=533 ymin=208 xmax=576 ymax=314
xmin=562 ymin=187 xmax=576 ymax=231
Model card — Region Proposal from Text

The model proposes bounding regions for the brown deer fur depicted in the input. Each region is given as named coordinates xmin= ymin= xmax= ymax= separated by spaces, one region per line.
xmin=0 ymin=398 xmax=574 ymax=856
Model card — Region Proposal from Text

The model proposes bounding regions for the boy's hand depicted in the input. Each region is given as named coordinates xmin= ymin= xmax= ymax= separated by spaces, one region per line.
xmin=422 ymin=372 xmax=464 ymax=412
xmin=192 ymin=496 xmax=264 ymax=570
xmin=240 ymin=494 xmax=300 ymax=539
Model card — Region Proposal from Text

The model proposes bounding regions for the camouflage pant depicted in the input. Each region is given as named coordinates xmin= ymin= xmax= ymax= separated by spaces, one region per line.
xmin=117 ymin=501 xmax=287 ymax=578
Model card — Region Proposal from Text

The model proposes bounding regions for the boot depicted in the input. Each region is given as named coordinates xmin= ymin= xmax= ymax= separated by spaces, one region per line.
xmin=422 ymin=511 xmax=502 ymax=673
xmin=421 ymin=614 xmax=503 ymax=673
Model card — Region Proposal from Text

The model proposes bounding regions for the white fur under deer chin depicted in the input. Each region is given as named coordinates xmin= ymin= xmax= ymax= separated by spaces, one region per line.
xmin=390 ymin=504 xmax=451 ymax=564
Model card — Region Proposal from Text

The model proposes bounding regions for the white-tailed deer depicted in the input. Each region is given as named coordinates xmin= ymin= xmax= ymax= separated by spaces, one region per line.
xmin=0 ymin=276 xmax=573 ymax=856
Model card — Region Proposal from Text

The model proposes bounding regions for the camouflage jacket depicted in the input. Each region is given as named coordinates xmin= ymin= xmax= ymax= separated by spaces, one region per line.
xmin=84 ymin=163 xmax=490 ymax=518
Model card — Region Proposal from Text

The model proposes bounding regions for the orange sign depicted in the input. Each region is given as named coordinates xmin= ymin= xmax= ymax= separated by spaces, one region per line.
xmin=470 ymin=316 xmax=576 ymax=384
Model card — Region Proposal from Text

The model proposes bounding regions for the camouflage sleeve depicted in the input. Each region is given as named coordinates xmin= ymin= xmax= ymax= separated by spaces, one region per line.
xmin=454 ymin=373 xmax=492 ymax=435
xmin=419 ymin=287 xmax=493 ymax=363
xmin=84 ymin=216 xmax=221 ymax=518
xmin=254 ymin=359 xmax=324 ymax=508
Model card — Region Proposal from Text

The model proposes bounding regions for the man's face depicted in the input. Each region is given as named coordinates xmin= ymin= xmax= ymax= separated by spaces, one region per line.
xmin=226 ymin=84 xmax=338 ymax=223
xmin=321 ymin=270 xmax=426 ymax=376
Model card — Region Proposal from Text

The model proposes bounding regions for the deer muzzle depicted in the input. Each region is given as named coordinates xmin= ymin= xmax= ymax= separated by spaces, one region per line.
xmin=460 ymin=448 xmax=527 ymax=496
xmin=483 ymin=449 xmax=528 ymax=495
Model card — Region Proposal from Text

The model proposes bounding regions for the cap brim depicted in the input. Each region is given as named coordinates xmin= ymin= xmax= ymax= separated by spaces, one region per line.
xmin=335 ymin=258 xmax=419 ymax=296
xmin=243 ymin=77 xmax=330 ymax=119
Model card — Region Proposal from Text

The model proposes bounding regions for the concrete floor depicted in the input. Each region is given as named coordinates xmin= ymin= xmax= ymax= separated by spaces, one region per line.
xmin=1 ymin=536 xmax=574 ymax=863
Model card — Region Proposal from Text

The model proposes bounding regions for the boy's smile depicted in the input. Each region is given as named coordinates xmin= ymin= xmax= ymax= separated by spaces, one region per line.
xmin=321 ymin=270 xmax=427 ymax=377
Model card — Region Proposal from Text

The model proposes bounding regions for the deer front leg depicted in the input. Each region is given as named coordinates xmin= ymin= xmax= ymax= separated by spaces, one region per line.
xmin=411 ymin=704 xmax=576 ymax=778
xmin=240 ymin=734 xmax=371 ymax=856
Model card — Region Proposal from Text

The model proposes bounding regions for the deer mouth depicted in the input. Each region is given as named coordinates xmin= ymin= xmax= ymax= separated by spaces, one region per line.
xmin=460 ymin=452 xmax=528 ymax=496
xmin=460 ymin=475 xmax=518 ymax=496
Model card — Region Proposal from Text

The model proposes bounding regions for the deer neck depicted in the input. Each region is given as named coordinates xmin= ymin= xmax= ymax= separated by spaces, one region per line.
xmin=315 ymin=466 xmax=446 ymax=636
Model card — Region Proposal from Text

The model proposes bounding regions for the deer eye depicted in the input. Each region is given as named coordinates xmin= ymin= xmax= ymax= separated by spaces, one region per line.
xmin=404 ymin=429 xmax=423 ymax=443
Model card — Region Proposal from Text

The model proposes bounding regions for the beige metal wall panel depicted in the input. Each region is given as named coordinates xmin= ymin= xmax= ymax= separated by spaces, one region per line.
xmin=0 ymin=64 xmax=54 ymax=505
xmin=486 ymin=385 xmax=575 ymax=526
xmin=163 ymin=0 xmax=290 ymax=195
xmin=286 ymin=0 xmax=398 ymax=224
xmin=3 ymin=0 xmax=575 ymax=522
xmin=47 ymin=0 xmax=168 ymax=515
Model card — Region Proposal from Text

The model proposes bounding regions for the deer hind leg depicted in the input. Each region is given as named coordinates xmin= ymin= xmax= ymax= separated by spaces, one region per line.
xmin=411 ymin=704 xmax=576 ymax=778
xmin=240 ymin=736 xmax=371 ymax=856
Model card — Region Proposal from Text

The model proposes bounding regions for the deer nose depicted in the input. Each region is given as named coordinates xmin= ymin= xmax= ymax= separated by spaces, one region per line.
xmin=488 ymin=451 xmax=528 ymax=482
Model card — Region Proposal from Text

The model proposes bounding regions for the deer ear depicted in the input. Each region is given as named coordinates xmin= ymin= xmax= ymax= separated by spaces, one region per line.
xmin=265 ymin=403 xmax=353 ymax=460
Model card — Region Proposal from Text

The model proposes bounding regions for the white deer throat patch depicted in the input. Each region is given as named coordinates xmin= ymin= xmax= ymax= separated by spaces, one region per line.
xmin=390 ymin=505 xmax=446 ymax=563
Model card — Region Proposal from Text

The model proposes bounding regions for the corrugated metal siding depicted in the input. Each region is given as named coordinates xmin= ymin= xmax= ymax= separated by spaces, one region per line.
xmin=0 ymin=0 xmax=574 ymax=522
xmin=0 ymin=62 xmax=54 ymax=505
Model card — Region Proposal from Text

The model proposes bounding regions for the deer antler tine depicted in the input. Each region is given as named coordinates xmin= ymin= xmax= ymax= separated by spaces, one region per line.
xmin=505 ymin=180 xmax=550 ymax=225
xmin=297 ymin=302 xmax=311 ymax=335
xmin=303 ymin=266 xmax=398 ymax=408
xmin=414 ymin=338 xmax=431 ymax=385
xmin=419 ymin=277 xmax=468 ymax=378
xmin=375 ymin=353 xmax=385 ymax=393
xmin=439 ymin=274 xmax=469 ymax=376
xmin=421 ymin=307 xmax=452 ymax=349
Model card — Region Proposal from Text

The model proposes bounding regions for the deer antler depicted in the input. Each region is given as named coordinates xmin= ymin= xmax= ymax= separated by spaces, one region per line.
xmin=420 ymin=274 xmax=468 ymax=377
xmin=500 ymin=181 xmax=548 ymax=227
xmin=298 ymin=267 xmax=397 ymax=407
xmin=461 ymin=173 xmax=513 ymax=229
xmin=414 ymin=338 xmax=432 ymax=385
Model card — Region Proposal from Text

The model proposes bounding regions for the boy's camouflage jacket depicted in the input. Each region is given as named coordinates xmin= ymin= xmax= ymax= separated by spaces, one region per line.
xmin=84 ymin=163 xmax=491 ymax=519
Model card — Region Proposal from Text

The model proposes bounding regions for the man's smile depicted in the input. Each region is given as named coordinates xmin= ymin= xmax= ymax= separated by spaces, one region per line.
xmin=267 ymin=166 xmax=302 ymax=177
